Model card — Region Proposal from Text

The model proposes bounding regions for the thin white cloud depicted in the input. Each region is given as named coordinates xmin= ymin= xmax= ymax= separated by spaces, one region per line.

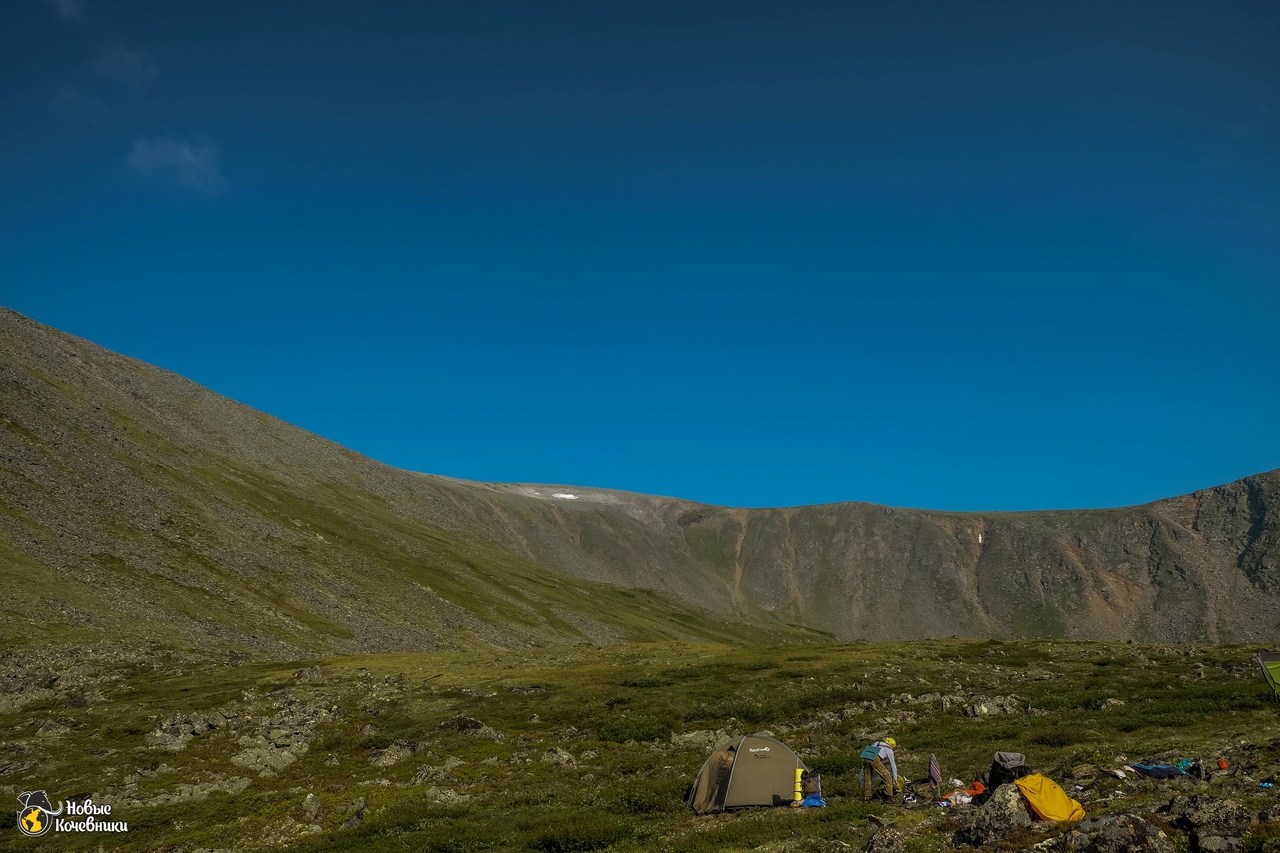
xmin=42 ymin=0 xmax=84 ymax=21
xmin=128 ymin=137 xmax=224 ymax=193
xmin=49 ymin=84 xmax=114 ymax=126
xmin=94 ymin=45 xmax=157 ymax=87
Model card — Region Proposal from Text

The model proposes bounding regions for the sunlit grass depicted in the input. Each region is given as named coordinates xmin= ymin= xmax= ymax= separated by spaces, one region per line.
xmin=2 ymin=639 xmax=1277 ymax=851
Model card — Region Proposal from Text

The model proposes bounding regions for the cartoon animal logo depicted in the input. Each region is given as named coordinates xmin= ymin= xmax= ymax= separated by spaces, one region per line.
xmin=16 ymin=790 xmax=61 ymax=838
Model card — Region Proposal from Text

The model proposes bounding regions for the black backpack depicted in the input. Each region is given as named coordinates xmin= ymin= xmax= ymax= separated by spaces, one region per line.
xmin=987 ymin=751 xmax=1030 ymax=789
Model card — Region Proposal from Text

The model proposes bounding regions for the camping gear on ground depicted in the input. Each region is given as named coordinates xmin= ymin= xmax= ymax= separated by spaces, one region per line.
xmin=1257 ymin=651 xmax=1280 ymax=699
xmin=989 ymin=751 xmax=1031 ymax=788
xmin=1013 ymin=773 xmax=1086 ymax=822
xmin=902 ymin=779 xmax=936 ymax=808
xmin=790 ymin=770 xmax=825 ymax=808
xmin=800 ymin=770 xmax=822 ymax=797
xmin=928 ymin=753 xmax=942 ymax=790
xmin=973 ymin=752 xmax=1029 ymax=806
xmin=937 ymin=779 xmax=986 ymax=809
xmin=1125 ymin=763 xmax=1188 ymax=780
xmin=1218 ymin=759 xmax=1229 ymax=770
xmin=686 ymin=734 xmax=808 ymax=815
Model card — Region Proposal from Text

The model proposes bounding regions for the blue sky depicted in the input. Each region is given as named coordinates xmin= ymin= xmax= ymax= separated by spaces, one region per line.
xmin=2 ymin=1 xmax=1277 ymax=511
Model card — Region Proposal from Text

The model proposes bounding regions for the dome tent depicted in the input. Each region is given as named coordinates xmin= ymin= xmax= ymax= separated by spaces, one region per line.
xmin=686 ymin=734 xmax=807 ymax=815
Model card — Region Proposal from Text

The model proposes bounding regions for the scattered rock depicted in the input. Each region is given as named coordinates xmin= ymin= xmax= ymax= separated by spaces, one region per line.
xmin=437 ymin=716 xmax=505 ymax=742
xmin=231 ymin=745 xmax=299 ymax=773
xmin=964 ymin=694 xmax=1028 ymax=717
xmin=670 ymin=729 xmax=732 ymax=751
xmin=342 ymin=796 xmax=366 ymax=829
xmin=369 ymin=742 xmax=413 ymax=767
xmin=865 ymin=826 xmax=906 ymax=852
xmin=293 ymin=666 xmax=322 ymax=681
xmin=1064 ymin=814 xmax=1175 ymax=853
xmin=541 ymin=747 xmax=576 ymax=767
xmin=37 ymin=718 xmax=73 ymax=737
xmin=411 ymin=757 xmax=463 ymax=785
xmin=301 ymin=793 xmax=323 ymax=822
xmin=1163 ymin=795 xmax=1255 ymax=837
xmin=421 ymin=786 xmax=471 ymax=804
xmin=110 ymin=775 xmax=250 ymax=808
xmin=438 ymin=716 xmax=484 ymax=733
xmin=145 ymin=724 xmax=191 ymax=751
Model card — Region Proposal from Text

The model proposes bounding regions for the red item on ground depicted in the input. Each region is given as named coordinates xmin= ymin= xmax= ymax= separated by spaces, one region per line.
xmin=1217 ymin=759 xmax=1229 ymax=770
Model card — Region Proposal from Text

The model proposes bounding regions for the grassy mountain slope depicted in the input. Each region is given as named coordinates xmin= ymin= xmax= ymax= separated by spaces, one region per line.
xmin=0 ymin=307 xmax=822 ymax=655
xmin=2 ymin=306 xmax=1277 ymax=650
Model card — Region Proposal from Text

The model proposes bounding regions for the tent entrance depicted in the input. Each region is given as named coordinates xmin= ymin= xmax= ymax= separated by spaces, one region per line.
xmin=686 ymin=734 xmax=806 ymax=815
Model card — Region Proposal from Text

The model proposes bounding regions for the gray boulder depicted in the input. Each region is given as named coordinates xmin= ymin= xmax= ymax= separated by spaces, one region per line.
xmin=342 ymin=796 xmax=366 ymax=829
xmin=961 ymin=783 xmax=1034 ymax=847
xmin=865 ymin=826 xmax=906 ymax=852
xmin=1067 ymin=814 xmax=1176 ymax=853
xmin=369 ymin=742 xmax=414 ymax=767
xmin=1163 ymin=795 xmax=1255 ymax=836
xmin=145 ymin=724 xmax=192 ymax=751
xmin=411 ymin=756 xmax=463 ymax=785
xmin=301 ymin=793 xmax=322 ymax=822
xmin=437 ymin=715 xmax=505 ymax=742
xmin=421 ymin=786 xmax=471 ymax=804
xmin=541 ymin=747 xmax=576 ymax=767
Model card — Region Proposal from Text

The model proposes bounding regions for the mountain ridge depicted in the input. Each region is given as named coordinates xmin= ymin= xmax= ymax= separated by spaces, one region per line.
xmin=2 ymin=305 xmax=1277 ymax=651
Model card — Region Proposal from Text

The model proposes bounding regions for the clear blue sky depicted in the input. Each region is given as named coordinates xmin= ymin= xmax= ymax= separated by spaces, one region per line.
xmin=3 ymin=1 xmax=1277 ymax=511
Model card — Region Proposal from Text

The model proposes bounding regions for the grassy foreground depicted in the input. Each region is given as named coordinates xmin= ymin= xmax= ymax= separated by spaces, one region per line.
xmin=3 ymin=639 xmax=1279 ymax=851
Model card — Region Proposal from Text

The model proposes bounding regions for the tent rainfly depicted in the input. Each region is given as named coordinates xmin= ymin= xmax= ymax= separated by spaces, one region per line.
xmin=1257 ymin=651 xmax=1280 ymax=700
xmin=686 ymin=734 xmax=807 ymax=815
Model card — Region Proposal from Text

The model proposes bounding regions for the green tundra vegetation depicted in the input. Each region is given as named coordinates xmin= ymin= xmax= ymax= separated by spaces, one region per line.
xmin=4 ymin=638 xmax=1280 ymax=852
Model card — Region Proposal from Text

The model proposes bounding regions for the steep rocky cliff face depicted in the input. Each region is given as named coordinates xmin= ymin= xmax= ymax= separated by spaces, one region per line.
xmin=468 ymin=476 xmax=1280 ymax=644
xmin=2 ymin=307 xmax=1277 ymax=651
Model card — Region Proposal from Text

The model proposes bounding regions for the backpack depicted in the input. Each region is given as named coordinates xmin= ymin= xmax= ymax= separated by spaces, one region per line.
xmin=801 ymin=770 xmax=823 ymax=797
xmin=860 ymin=743 xmax=883 ymax=760
xmin=988 ymin=751 xmax=1030 ymax=788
